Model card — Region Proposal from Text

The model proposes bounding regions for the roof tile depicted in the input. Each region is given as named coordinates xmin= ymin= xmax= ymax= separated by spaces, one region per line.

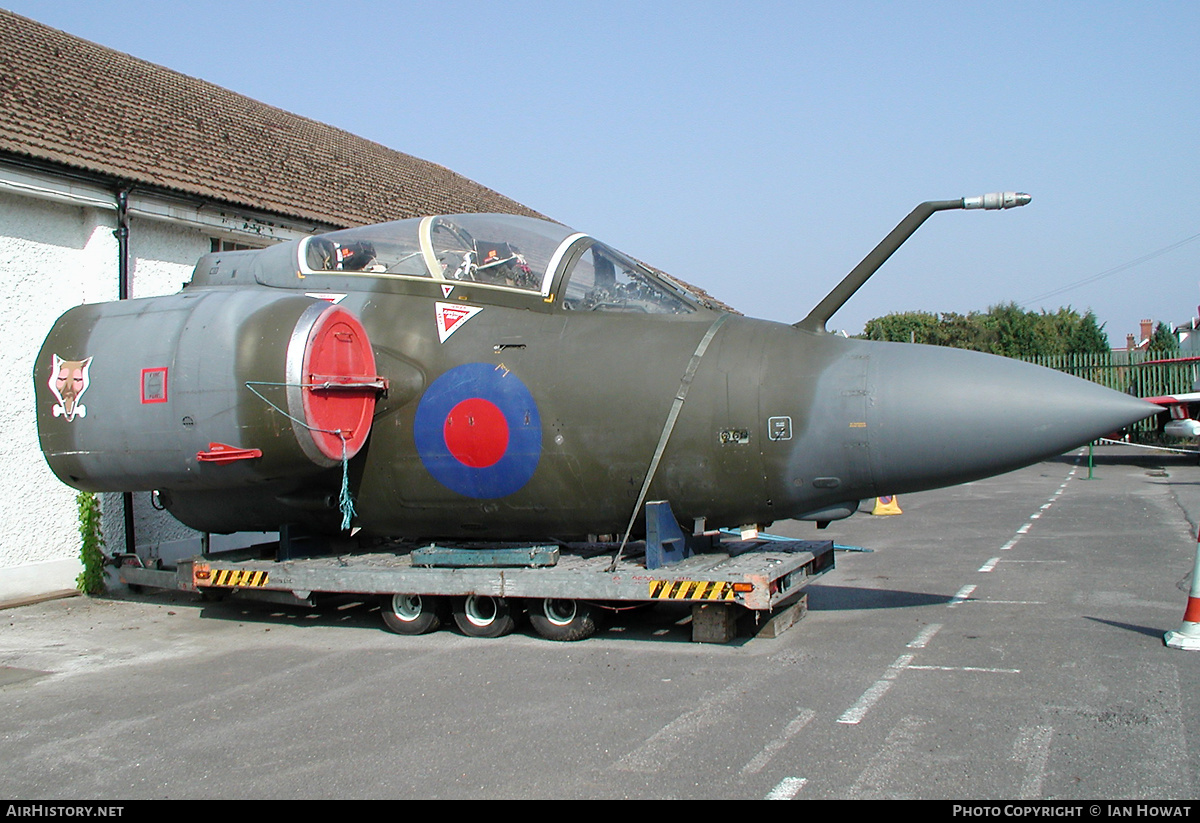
xmin=0 ymin=10 xmax=734 ymax=311
xmin=0 ymin=9 xmax=544 ymax=227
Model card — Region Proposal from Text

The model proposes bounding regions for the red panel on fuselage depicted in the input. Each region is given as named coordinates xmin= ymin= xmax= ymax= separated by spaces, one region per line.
xmin=301 ymin=306 xmax=379 ymax=460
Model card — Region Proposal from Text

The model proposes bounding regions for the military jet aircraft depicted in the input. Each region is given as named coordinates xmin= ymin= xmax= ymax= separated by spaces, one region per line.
xmin=1121 ymin=355 xmax=1200 ymax=438
xmin=36 ymin=194 xmax=1158 ymax=546
xmin=1145 ymin=389 xmax=1200 ymax=438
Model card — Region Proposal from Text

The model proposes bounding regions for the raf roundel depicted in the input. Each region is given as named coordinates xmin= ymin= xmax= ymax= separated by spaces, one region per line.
xmin=413 ymin=363 xmax=542 ymax=499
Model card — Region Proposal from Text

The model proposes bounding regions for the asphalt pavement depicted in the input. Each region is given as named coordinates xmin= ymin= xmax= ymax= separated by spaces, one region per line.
xmin=1 ymin=443 xmax=1198 ymax=800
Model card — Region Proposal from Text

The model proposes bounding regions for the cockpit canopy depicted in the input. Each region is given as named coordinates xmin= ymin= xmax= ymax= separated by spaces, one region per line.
xmin=297 ymin=214 xmax=698 ymax=314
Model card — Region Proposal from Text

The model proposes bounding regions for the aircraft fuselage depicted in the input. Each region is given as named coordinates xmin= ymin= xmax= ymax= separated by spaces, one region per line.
xmin=36 ymin=211 xmax=1158 ymax=541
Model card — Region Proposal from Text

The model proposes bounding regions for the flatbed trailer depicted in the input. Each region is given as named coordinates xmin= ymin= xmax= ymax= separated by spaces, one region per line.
xmin=116 ymin=504 xmax=835 ymax=642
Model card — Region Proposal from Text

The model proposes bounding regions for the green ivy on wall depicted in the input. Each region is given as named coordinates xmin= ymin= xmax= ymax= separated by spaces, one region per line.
xmin=75 ymin=491 xmax=106 ymax=595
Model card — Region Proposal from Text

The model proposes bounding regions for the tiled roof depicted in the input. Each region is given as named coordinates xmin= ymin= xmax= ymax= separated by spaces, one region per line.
xmin=0 ymin=10 xmax=736 ymax=311
xmin=0 ymin=9 xmax=544 ymax=227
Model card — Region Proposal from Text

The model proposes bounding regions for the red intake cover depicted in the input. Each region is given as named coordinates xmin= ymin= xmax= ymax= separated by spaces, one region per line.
xmin=300 ymin=306 xmax=381 ymax=461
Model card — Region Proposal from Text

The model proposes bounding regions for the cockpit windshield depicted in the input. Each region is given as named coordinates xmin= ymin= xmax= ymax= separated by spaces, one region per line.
xmin=296 ymin=213 xmax=698 ymax=313
xmin=299 ymin=214 xmax=574 ymax=295
xmin=424 ymin=215 xmax=561 ymax=292
xmin=304 ymin=225 xmax=426 ymax=276
xmin=560 ymin=242 xmax=695 ymax=314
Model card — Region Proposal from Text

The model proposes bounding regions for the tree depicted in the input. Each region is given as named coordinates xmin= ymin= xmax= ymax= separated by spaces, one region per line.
xmin=858 ymin=305 xmax=1111 ymax=356
xmin=1148 ymin=321 xmax=1179 ymax=355
xmin=982 ymin=302 xmax=1039 ymax=357
xmin=862 ymin=311 xmax=942 ymax=345
xmin=1069 ymin=311 xmax=1109 ymax=355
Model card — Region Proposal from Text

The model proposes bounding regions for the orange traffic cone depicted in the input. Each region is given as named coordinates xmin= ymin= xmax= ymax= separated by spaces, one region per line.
xmin=872 ymin=495 xmax=902 ymax=516
xmin=1164 ymin=532 xmax=1200 ymax=650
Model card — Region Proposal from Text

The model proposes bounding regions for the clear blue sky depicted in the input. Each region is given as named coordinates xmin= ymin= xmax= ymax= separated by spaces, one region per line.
xmin=8 ymin=1 xmax=1199 ymax=344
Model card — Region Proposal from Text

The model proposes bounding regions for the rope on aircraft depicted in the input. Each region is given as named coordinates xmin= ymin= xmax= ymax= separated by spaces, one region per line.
xmin=1098 ymin=438 xmax=1199 ymax=456
xmin=245 ymin=381 xmax=357 ymax=530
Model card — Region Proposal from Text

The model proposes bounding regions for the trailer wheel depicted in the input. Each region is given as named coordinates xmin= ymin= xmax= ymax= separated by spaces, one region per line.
xmin=381 ymin=593 xmax=446 ymax=635
xmin=528 ymin=598 xmax=601 ymax=641
xmin=452 ymin=595 xmax=516 ymax=638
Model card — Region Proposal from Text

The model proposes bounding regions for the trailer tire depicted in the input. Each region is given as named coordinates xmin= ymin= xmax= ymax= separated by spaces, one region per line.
xmin=452 ymin=595 xmax=516 ymax=638
xmin=528 ymin=598 xmax=601 ymax=641
xmin=381 ymin=593 xmax=446 ymax=635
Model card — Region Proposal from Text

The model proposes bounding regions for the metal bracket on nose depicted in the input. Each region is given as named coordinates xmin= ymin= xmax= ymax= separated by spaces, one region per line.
xmin=795 ymin=192 xmax=1031 ymax=334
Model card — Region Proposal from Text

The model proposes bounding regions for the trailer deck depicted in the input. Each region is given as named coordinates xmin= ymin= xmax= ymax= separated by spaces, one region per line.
xmin=118 ymin=532 xmax=834 ymax=642
xmin=117 ymin=501 xmax=832 ymax=641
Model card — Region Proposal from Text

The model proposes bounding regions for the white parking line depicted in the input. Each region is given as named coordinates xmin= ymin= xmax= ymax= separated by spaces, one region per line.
xmin=1013 ymin=725 xmax=1054 ymax=799
xmin=766 ymin=776 xmax=807 ymax=799
xmin=742 ymin=709 xmax=815 ymax=775
xmin=837 ymin=679 xmax=894 ymax=725
xmin=835 ymin=462 xmax=1075 ymax=732
xmin=949 ymin=584 xmax=976 ymax=607
xmin=998 ymin=465 xmax=1075 ymax=553
xmin=908 ymin=664 xmax=1020 ymax=673
xmin=613 ymin=682 xmax=742 ymax=772
xmin=838 ymin=654 xmax=913 ymax=724
xmin=907 ymin=624 xmax=942 ymax=649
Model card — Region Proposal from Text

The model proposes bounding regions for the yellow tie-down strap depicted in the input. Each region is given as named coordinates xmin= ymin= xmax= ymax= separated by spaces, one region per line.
xmin=200 ymin=567 xmax=270 ymax=588
xmin=649 ymin=579 xmax=746 ymax=601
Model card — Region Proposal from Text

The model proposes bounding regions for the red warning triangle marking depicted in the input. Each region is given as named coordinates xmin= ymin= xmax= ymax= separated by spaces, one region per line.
xmin=436 ymin=302 xmax=483 ymax=343
xmin=304 ymin=292 xmax=347 ymax=303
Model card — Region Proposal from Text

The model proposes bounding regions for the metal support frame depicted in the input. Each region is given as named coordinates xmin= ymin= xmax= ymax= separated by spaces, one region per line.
xmin=644 ymin=500 xmax=716 ymax=570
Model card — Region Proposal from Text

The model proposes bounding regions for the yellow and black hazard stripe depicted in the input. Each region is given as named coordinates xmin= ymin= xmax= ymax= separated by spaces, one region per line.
xmin=649 ymin=580 xmax=737 ymax=601
xmin=206 ymin=568 xmax=270 ymax=588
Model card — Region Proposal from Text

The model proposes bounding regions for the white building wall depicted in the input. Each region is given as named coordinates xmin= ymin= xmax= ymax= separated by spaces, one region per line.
xmin=1 ymin=191 xmax=108 ymax=597
xmin=0 ymin=172 xmax=306 ymax=602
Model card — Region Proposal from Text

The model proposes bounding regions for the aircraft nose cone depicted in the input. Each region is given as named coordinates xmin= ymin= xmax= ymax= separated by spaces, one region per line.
xmin=865 ymin=342 xmax=1159 ymax=493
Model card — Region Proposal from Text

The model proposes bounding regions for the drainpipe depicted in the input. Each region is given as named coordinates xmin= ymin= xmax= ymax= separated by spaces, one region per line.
xmin=114 ymin=188 xmax=136 ymax=554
